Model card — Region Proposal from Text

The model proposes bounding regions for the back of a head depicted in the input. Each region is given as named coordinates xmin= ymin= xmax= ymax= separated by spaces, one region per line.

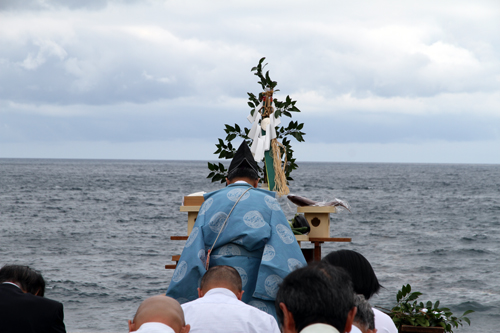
xmin=227 ymin=141 xmax=259 ymax=181
xmin=322 ymin=250 xmax=381 ymax=300
xmin=227 ymin=167 xmax=259 ymax=181
xmin=0 ymin=264 xmax=46 ymax=296
xmin=275 ymin=262 xmax=355 ymax=332
xmin=200 ymin=265 xmax=242 ymax=294
xmin=353 ymin=294 xmax=375 ymax=332
xmin=131 ymin=295 xmax=186 ymax=333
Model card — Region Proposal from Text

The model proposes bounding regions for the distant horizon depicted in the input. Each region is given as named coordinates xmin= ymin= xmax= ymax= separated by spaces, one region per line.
xmin=1 ymin=156 xmax=498 ymax=166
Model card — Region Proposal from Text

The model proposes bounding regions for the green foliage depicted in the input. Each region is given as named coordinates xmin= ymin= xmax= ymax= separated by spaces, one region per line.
xmin=207 ymin=57 xmax=306 ymax=183
xmin=384 ymin=284 xmax=473 ymax=333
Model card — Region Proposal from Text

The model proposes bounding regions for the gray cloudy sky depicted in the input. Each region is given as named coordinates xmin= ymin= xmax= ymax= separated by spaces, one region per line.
xmin=1 ymin=0 xmax=499 ymax=163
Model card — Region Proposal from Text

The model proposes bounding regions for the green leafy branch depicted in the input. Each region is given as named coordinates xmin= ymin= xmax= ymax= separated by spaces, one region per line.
xmin=380 ymin=284 xmax=473 ymax=333
xmin=207 ymin=57 xmax=306 ymax=183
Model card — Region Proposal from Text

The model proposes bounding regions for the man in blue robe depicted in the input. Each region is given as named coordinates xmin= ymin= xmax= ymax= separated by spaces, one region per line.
xmin=166 ymin=141 xmax=307 ymax=318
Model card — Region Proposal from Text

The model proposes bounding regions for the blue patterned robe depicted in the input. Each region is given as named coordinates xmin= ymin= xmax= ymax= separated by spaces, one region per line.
xmin=166 ymin=182 xmax=307 ymax=318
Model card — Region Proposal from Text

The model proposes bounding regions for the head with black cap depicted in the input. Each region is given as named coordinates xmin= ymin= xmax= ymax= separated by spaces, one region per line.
xmin=226 ymin=141 xmax=260 ymax=188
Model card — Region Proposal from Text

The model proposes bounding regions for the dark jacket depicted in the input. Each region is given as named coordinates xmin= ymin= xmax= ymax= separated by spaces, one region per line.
xmin=0 ymin=283 xmax=66 ymax=333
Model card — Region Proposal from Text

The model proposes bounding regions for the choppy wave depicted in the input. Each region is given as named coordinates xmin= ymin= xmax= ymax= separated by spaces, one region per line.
xmin=1 ymin=159 xmax=499 ymax=332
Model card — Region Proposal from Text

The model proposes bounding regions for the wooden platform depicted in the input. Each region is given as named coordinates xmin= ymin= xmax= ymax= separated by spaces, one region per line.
xmin=165 ymin=235 xmax=351 ymax=269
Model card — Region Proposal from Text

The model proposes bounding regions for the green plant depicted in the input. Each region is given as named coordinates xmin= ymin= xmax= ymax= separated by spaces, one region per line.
xmin=384 ymin=284 xmax=473 ymax=333
xmin=207 ymin=57 xmax=305 ymax=183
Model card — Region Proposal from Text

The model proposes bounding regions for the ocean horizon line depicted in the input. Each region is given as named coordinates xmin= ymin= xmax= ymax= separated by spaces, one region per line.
xmin=1 ymin=157 xmax=498 ymax=166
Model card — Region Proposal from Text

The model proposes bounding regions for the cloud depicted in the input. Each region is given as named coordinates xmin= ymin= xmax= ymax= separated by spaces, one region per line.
xmin=0 ymin=0 xmax=141 ymax=12
xmin=0 ymin=0 xmax=499 ymax=163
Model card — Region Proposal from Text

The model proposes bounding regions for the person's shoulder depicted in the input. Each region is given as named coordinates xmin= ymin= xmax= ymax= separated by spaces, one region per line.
xmin=242 ymin=301 xmax=274 ymax=317
xmin=181 ymin=297 xmax=201 ymax=310
xmin=22 ymin=291 xmax=64 ymax=309
xmin=0 ymin=284 xmax=60 ymax=305
xmin=373 ymin=307 xmax=398 ymax=333
xmin=41 ymin=295 xmax=64 ymax=308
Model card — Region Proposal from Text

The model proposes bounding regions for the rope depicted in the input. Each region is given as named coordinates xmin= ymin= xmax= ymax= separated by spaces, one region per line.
xmin=271 ymin=138 xmax=290 ymax=197
xmin=261 ymin=90 xmax=274 ymax=117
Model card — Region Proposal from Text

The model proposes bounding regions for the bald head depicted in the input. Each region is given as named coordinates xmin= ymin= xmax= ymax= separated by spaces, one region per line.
xmin=129 ymin=295 xmax=189 ymax=333
xmin=198 ymin=266 xmax=243 ymax=299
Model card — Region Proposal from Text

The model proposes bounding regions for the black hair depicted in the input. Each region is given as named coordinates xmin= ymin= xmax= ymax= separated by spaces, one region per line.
xmin=354 ymin=294 xmax=375 ymax=330
xmin=227 ymin=167 xmax=258 ymax=181
xmin=275 ymin=262 xmax=355 ymax=332
xmin=200 ymin=265 xmax=242 ymax=292
xmin=322 ymin=249 xmax=381 ymax=300
xmin=0 ymin=264 xmax=46 ymax=296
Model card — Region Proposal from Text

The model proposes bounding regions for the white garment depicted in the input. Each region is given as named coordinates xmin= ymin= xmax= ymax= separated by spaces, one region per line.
xmin=373 ymin=308 xmax=397 ymax=333
xmin=2 ymin=282 xmax=21 ymax=289
xmin=349 ymin=325 xmax=363 ymax=333
xmin=300 ymin=323 xmax=340 ymax=333
xmin=182 ymin=288 xmax=280 ymax=333
xmin=131 ymin=322 xmax=175 ymax=333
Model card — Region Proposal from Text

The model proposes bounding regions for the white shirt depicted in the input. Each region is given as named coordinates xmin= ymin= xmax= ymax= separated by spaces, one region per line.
xmin=182 ymin=288 xmax=280 ymax=333
xmin=373 ymin=308 xmax=397 ymax=333
xmin=349 ymin=325 xmax=363 ymax=333
xmin=131 ymin=322 xmax=175 ymax=333
xmin=300 ymin=323 xmax=340 ymax=333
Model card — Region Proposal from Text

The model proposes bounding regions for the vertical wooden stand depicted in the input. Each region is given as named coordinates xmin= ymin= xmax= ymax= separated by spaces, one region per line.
xmin=295 ymin=206 xmax=351 ymax=262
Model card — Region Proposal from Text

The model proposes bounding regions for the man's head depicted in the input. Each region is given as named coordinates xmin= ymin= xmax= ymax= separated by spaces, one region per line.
xmin=353 ymin=294 xmax=377 ymax=333
xmin=0 ymin=264 xmax=46 ymax=296
xmin=275 ymin=262 xmax=357 ymax=333
xmin=226 ymin=141 xmax=260 ymax=187
xmin=128 ymin=295 xmax=190 ymax=333
xmin=322 ymin=249 xmax=381 ymax=300
xmin=198 ymin=265 xmax=243 ymax=300
xmin=226 ymin=168 xmax=259 ymax=187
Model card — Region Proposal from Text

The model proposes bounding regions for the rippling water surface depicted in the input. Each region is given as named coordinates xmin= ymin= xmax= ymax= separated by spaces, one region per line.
xmin=1 ymin=159 xmax=498 ymax=332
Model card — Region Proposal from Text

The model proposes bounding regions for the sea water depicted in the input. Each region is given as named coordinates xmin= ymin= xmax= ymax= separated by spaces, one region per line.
xmin=0 ymin=159 xmax=498 ymax=332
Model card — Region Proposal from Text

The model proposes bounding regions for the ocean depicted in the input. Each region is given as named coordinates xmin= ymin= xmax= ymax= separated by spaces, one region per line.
xmin=0 ymin=159 xmax=498 ymax=332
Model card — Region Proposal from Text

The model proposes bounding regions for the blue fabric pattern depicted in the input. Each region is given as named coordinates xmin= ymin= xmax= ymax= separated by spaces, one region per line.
xmin=166 ymin=182 xmax=307 ymax=318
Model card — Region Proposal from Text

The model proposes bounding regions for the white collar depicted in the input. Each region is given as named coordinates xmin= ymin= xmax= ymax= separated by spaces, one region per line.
xmin=132 ymin=322 xmax=176 ymax=333
xmin=300 ymin=323 xmax=340 ymax=333
xmin=2 ymin=282 xmax=21 ymax=289
xmin=203 ymin=287 xmax=238 ymax=299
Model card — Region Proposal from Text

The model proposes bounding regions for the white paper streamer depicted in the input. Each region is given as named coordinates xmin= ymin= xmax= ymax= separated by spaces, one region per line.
xmin=247 ymin=101 xmax=263 ymax=123
xmin=247 ymin=98 xmax=282 ymax=161
xmin=254 ymin=137 xmax=266 ymax=161
xmin=250 ymin=127 xmax=261 ymax=155
xmin=248 ymin=116 xmax=261 ymax=139
xmin=270 ymin=112 xmax=281 ymax=127
xmin=264 ymin=123 xmax=271 ymax=151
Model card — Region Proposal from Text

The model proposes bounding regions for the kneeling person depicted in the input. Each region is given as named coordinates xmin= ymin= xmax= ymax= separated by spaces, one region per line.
xmin=182 ymin=266 xmax=280 ymax=333
xmin=167 ymin=141 xmax=306 ymax=318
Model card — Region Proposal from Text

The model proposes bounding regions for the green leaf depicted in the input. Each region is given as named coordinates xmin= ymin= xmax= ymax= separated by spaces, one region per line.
xmin=265 ymin=71 xmax=271 ymax=85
